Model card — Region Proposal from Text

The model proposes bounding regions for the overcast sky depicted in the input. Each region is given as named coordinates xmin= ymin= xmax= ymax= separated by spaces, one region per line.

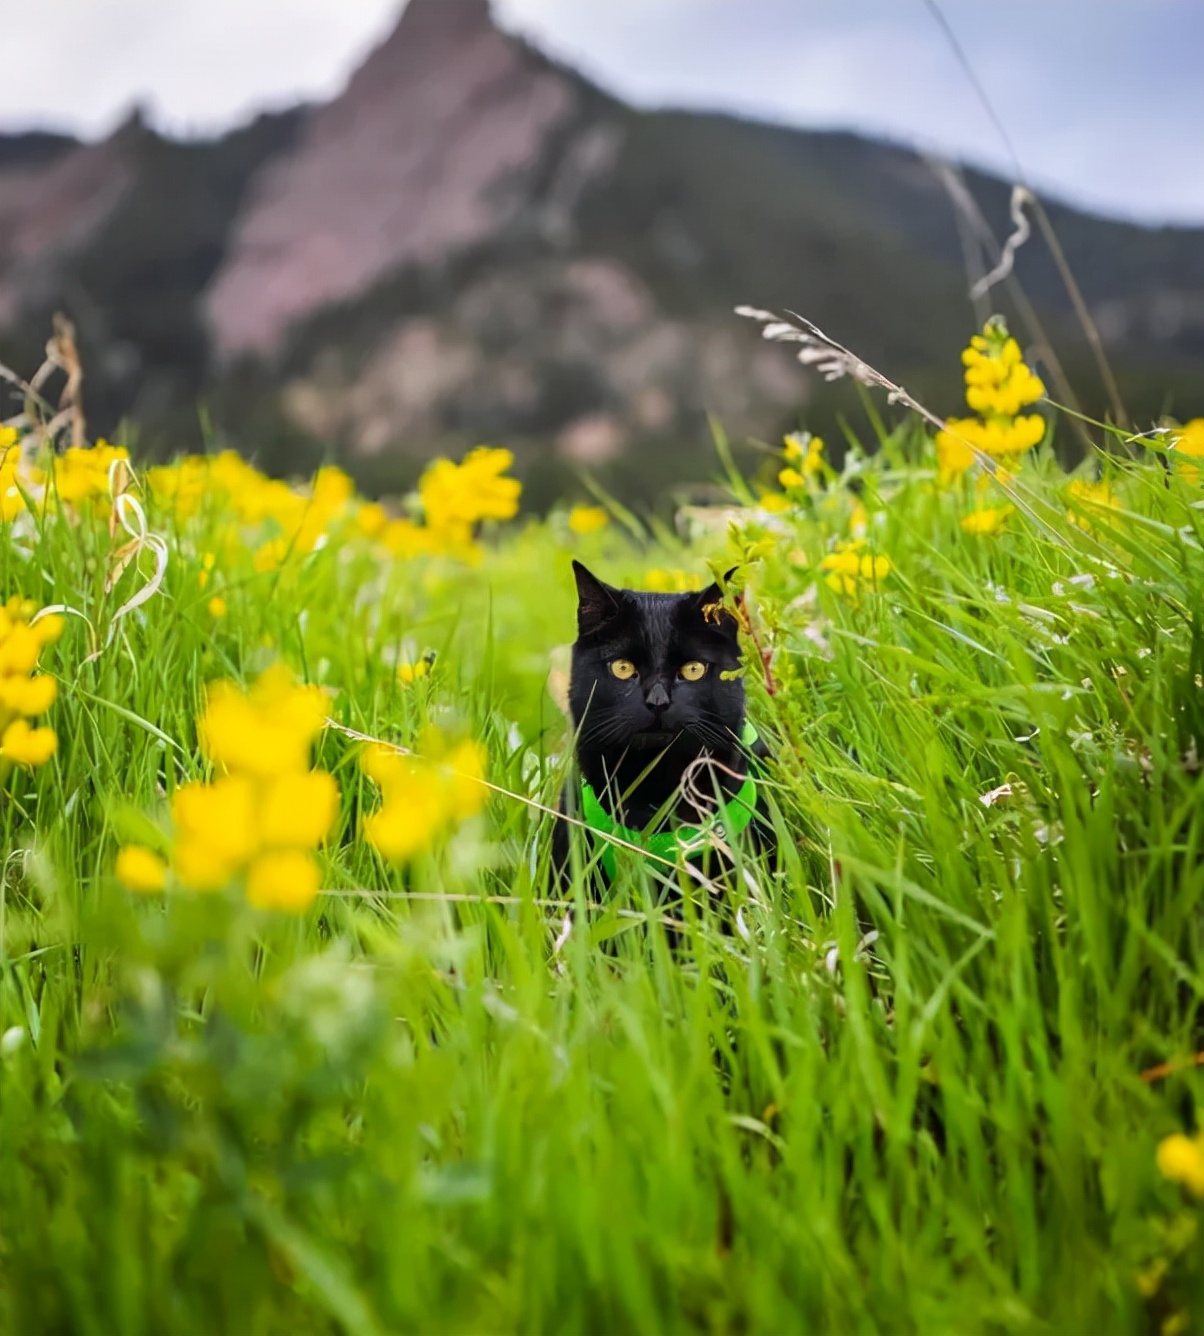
xmin=5 ymin=0 xmax=1201 ymax=226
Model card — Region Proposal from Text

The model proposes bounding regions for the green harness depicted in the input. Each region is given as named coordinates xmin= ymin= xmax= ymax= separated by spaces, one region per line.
xmin=579 ymin=722 xmax=761 ymax=878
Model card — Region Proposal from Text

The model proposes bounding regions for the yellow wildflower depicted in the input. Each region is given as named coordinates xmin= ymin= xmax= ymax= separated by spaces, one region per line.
xmin=311 ymin=465 xmax=354 ymax=513
xmin=0 ymin=718 xmax=57 ymax=767
xmin=976 ymin=468 xmax=1014 ymax=495
xmin=783 ymin=432 xmax=825 ymax=476
xmin=360 ymin=743 xmax=409 ymax=791
xmin=365 ymin=782 xmax=447 ymax=864
xmin=960 ymin=504 xmax=1014 ymax=535
xmin=994 ymin=417 xmax=1046 ymax=456
xmin=1156 ymin=1132 xmax=1204 ymax=1197
xmin=259 ymin=770 xmax=339 ymax=848
xmin=0 ymin=624 xmax=43 ymax=677
xmin=163 ymin=666 xmax=338 ymax=909
xmin=152 ymin=454 xmax=357 ymax=561
xmin=147 ymin=456 xmax=210 ymax=518
xmin=253 ymin=537 xmax=292 ymax=572
xmin=775 ymin=434 xmax=825 ymax=500
xmin=200 ymin=664 xmax=328 ymax=780
xmin=567 ymin=504 xmax=609 ymax=535
xmin=0 ymin=599 xmax=60 ymax=770
xmin=1170 ymin=418 xmax=1204 ymax=483
xmin=0 ymin=672 xmax=57 ymax=716
xmin=116 ymin=845 xmax=168 ymax=894
xmin=848 ymin=498 xmax=868 ymax=540
xmin=172 ymin=840 xmax=239 ymax=894
xmin=361 ymin=732 xmax=488 ymax=864
xmin=936 ymin=416 xmax=1045 ymax=479
xmin=356 ymin=501 xmax=389 ymax=538
xmin=0 ymin=484 xmax=24 ymax=523
xmin=758 ymin=492 xmax=792 ymax=514
xmin=1 ymin=432 xmax=26 ymax=522
xmin=246 ymin=849 xmax=322 ymax=913
xmin=424 ymin=731 xmax=488 ymax=821
xmin=40 ymin=439 xmax=129 ymax=511
xmin=936 ymin=425 xmax=977 ymax=483
xmin=820 ymin=542 xmax=891 ymax=597
xmin=208 ymin=596 xmax=227 ymax=619
xmin=143 ymin=446 xmax=518 ymax=567
xmin=643 ymin=568 xmax=704 ymax=593
xmin=380 ymin=518 xmax=439 ymax=560
xmin=398 ymin=659 xmax=431 ymax=685
xmin=172 ymin=776 xmax=259 ymax=876
xmin=936 ymin=320 xmax=1046 ymax=482
xmin=962 ymin=335 xmax=1045 ymax=417
xmin=1066 ymin=478 xmax=1120 ymax=530
xmin=420 ymin=447 xmax=521 ymax=552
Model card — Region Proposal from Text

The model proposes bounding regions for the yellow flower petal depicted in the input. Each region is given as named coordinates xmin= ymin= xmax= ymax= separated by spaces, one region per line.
xmin=200 ymin=667 xmax=327 ymax=778
xmin=419 ymin=446 xmax=522 ymax=536
xmin=441 ymin=739 xmax=488 ymax=820
xmin=643 ymin=568 xmax=703 ymax=593
xmin=0 ymin=718 xmax=57 ymax=766
xmin=960 ymin=505 xmax=1014 ymax=536
xmin=0 ymin=624 xmax=43 ymax=676
xmin=1171 ymin=418 xmax=1204 ymax=458
xmin=31 ymin=614 xmax=64 ymax=647
xmin=253 ymin=537 xmax=294 ymax=572
xmin=172 ymin=839 xmax=238 ymax=893
xmin=246 ymin=849 xmax=321 ymax=913
xmin=567 ymin=505 xmax=608 ymax=535
xmin=1156 ymin=1133 xmax=1204 ymax=1197
xmin=365 ymin=789 xmax=445 ymax=863
xmin=0 ymin=673 xmax=57 ymax=716
xmin=360 ymin=743 xmax=413 ymax=794
xmin=116 ymin=845 xmax=168 ymax=894
xmin=356 ymin=501 xmax=389 ymax=538
xmin=260 ymin=770 xmax=339 ymax=848
xmin=171 ymin=776 xmax=259 ymax=865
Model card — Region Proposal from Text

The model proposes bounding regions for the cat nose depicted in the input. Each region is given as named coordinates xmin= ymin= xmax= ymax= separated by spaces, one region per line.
xmin=645 ymin=681 xmax=671 ymax=712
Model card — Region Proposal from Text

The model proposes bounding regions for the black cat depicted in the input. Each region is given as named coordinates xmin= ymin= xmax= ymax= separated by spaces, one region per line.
xmin=551 ymin=561 xmax=774 ymax=888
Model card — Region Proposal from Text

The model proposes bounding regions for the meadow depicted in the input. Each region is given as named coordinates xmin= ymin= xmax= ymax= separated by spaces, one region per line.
xmin=1 ymin=321 xmax=1203 ymax=1334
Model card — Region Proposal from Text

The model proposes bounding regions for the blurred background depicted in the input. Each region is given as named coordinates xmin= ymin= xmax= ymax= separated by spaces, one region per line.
xmin=3 ymin=0 xmax=1202 ymax=504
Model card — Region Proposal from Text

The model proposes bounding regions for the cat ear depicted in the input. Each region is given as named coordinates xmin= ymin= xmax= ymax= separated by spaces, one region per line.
xmin=572 ymin=561 xmax=625 ymax=637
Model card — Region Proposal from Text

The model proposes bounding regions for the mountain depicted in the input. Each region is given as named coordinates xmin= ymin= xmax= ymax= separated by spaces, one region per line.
xmin=2 ymin=0 xmax=1202 ymax=502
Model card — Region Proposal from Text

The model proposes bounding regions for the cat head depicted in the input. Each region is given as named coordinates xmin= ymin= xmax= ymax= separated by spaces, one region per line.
xmin=568 ymin=561 xmax=745 ymax=758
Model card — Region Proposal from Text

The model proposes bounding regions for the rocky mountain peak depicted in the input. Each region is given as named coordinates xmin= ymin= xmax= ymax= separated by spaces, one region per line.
xmin=205 ymin=0 xmax=575 ymax=358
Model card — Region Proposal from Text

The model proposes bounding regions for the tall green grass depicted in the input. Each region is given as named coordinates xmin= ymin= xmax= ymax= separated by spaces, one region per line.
xmin=1 ymin=421 xmax=1202 ymax=1334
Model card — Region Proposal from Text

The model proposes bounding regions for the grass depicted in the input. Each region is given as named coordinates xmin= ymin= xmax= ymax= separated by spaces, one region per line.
xmin=1 ymin=396 xmax=1203 ymax=1334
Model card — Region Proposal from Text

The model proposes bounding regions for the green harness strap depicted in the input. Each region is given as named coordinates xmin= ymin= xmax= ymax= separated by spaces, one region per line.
xmin=579 ymin=722 xmax=761 ymax=878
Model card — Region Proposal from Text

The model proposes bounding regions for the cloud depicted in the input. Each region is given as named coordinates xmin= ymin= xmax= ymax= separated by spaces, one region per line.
xmin=498 ymin=0 xmax=1204 ymax=224
xmin=0 ymin=0 xmax=401 ymax=137
xmin=2 ymin=0 xmax=1201 ymax=223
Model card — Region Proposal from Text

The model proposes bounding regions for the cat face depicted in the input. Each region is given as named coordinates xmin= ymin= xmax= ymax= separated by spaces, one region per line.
xmin=568 ymin=561 xmax=745 ymax=759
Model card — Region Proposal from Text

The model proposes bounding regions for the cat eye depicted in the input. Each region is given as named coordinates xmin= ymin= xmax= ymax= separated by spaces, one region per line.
xmin=609 ymin=659 xmax=638 ymax=681
xmin=678 ymin=661 xmax=707 ymax=682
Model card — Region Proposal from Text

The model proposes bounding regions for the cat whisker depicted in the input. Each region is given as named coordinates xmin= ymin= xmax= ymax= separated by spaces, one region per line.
xmin=578 ymin=716 xmax=632 ymax=750
xmin=683 ymin=719 xmax=732 ymax=753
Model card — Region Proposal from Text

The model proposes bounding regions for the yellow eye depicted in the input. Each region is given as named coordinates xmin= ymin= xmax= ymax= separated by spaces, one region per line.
xmin=609 ymin=659 xmax=638 ymax=681
xmin=679 ymin=661 xmax=707 ymax=682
